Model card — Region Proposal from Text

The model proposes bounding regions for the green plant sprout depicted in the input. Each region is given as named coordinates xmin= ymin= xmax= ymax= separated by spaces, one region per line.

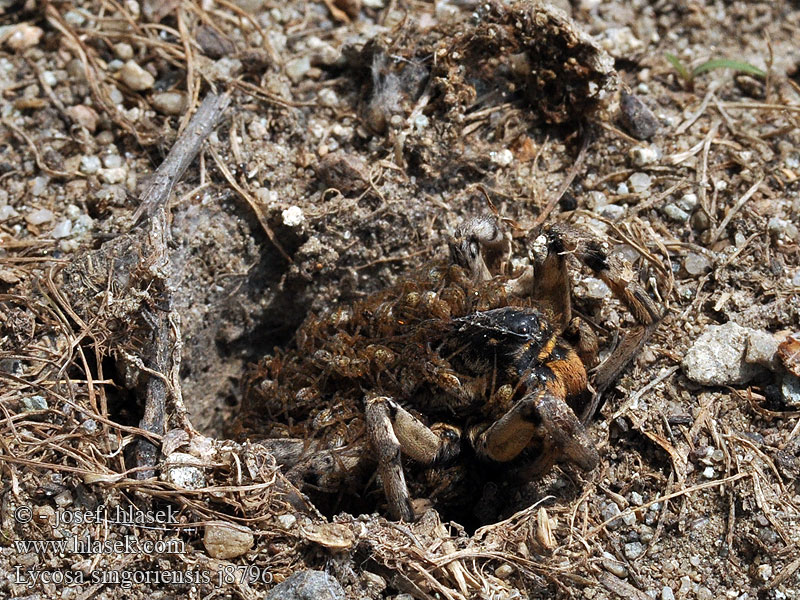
xmin=665 ymin=53 xmax=765 ymax=89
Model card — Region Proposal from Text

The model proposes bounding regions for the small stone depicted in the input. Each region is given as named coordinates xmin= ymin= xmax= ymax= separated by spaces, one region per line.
xmin=277 ymin=514 xmax=297 ymax=529
xmin=619 ymin=91 xmax=659 ymax=140
xmin=629 ymin=145 xmax=659 ymax=167
xmin=26 ymin=208 xmax=54 ymax=225
xmin=661 ymin=586 xmax=675 ymax=600
xmin=264 ymin=571 xmax=346 ymax=600
xmin=161 ymin=452 xmax=206 ymax=489
xmin=64 ymin=10 xmax=86 ymax=25
xmin=80 ymin=155 xmax=102 ymax=175
xmin=81 ymin=419 xmax=98 ymax=434
xmin=630 ymin=491 xmax=644 ymax=506
xmin=628 ymin=172 xmax=652 ymax=193
xmin=101 ymin=154 xmax=123 ymax=169
xmin=334 ymin=0 xmax=361 ymax=19
xmin=623 ymin=541 xmax=644 ymax=560
xmin=51 ymin=219 xmax=72 ymax=239
xmin=745 ymin=330 xmax=780 ymax=370
xmin=494 ymin=563 xmax=514 ymax=579
xmin=99 ymin=167 xmax=127 ymax=184
xmin=678 ymin=576 xmax=692 ymax=596
xmin=663 ymin=204 xmax=689 ymax=222
xmin=203 ymin=522 xmax=254 ymax=559
xmin=119 ymin=60 xmax=155 ymax=91
xmin=31 ymin=176 xmax=49 ymax=196
xmin=108 ymin=85 xmax=124 ymax=104
xmin=318 ymin=88 xmax=339 ymax=108
xmin=601 ymin=502 xmax=623 ymax=529
xmin=691 ymin=210 xmax=711 ymax=231
xmin=601 ymin=552 xmax=628 ymax=578
xmin=682 ymin=322 xmax=763 ymax=386
xmin=114 ymin=42 xmax=134 ymax=60
xmin=585 ymin=277 xmax=611 ymax=299
xmin=697 ymin=587 xmax=713 ymax=600
xmin=21 ymin=395 xmax=48 ymax=412
xmin=54 ymin=490 xmax=73 ymax=508
xmin=151 ymin=91 xmax=187 ymax=115
xmin=316 ymin=152 xmax=369 ymax=195
xmin=702 ymin=466 xmax=716 ymax=479
xmin=676 ymin=193 xmax=698 ymax=212
xmin=4 ymin=24 xmax=43 ymax=51
xmin=72 ymin=214 xmax=94 ymax=237
xmin=757 ymin=563 xmax=773 ymax=582
xmin=616 ymin=182 xmax=630 ymax=195
xmin=282 ymin=206 xmax=305 ymax=227
xmin=0 ymin=205 xmax=19 ymax=221
xmin=66 ymin=105 xmax=99 ymax=132
xmin=207 ymin=57 xmax=242 ymax=80
xmin=599 ymin=204 xmax=625 ymax=220
xmin=196 ymin=26 xmax=235 ymax=59
xmin=285 ymin=56 xmax=311 ymax=83
xmin=782 ymin=373 xmax=800 ymax=407
xmin=683 ymin=252 xmax=711 ymax=275
xmin=490 ymin=149 xmax=514 ymax=167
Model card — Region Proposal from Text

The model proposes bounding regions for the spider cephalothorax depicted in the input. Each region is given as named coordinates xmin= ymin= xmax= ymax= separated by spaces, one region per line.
xmin=239 ymin=215 xmax=662 ymax=521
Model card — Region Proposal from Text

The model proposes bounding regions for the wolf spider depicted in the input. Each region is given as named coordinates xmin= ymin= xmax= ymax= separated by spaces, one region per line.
xmin=240 ymin=216 xmax=662 ymax=522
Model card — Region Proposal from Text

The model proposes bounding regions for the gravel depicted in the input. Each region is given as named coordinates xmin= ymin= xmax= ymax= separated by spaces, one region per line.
xmin=682 ymin=322 xmax=764 ymax=386
xmin=203 ymin=522 xmax=255 ymax=559
xmin=264 ymin=571 xmax=345 ymax=600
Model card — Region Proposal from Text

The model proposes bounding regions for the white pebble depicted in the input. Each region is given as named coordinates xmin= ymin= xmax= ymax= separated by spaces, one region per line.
xmin=41 ymin=70 xmax=57 ymax=87
xmin=101 ymin=153 xmax=123 ymax=169
xmin=282 ymin=205 xmax=305 ymax=227
xmin=663 ymin=204 xmax=689 ymax=222
xmin=702 ymin=466 xmax=716 ymax=479
xmin=684 ymin=253 xmax=711 ymax=275
xmin=628 ymin=172 xmax=652 ymax=193
xmin=80 ymin=155 xmax=101 ymax=174
xmin=72 ymin=214 xmax=94 ymax=236
xmin=0 ymin=205 xmax=19 ymax=221
xmin=623 ymin=541 xmax=644 ymax=560
xmin=676 ymin=193 xmax=698 ymax=212
xmin=63 ymin=10 xmax=86 ymax=25
xmin=616 ymin=182 xmax=630 ymax=195
xmin=161 ymin=452 xmax=206 ymax=489
xmin=31 ymin=176 xmax=49 ymax=197
xmin=108 ymin=85 xmax=124 ymax=105
xmin=51 ymin=219 xmax=72 ymax=239
xmin=599 ymin=204 xmax=625 ymax=220
xmin=26 ymin=208 xmax=54 ymax=225
xmin=490 ymin=149 xmax=514 ymax=167
xmin=285 ymin=56 xmax=311 ymax=83
xmin=99 ymin=167 xmax=127 ymax=184
xmin=629 ymin=145 xmax=659 ymax=167
xmin=277 ymin=514 xmax=297 ymax=529
xmin=119 ymin=60 xmax=155 ymax=91
xmin=585 ymin=277 xmax=610 ymax=299
xmin=318 ymin=88 xmax=339 ymax=108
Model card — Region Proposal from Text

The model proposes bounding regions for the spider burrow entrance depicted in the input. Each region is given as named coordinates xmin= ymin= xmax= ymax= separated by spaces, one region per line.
xmin=238 ymin=214 xmax=664 ymax=524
